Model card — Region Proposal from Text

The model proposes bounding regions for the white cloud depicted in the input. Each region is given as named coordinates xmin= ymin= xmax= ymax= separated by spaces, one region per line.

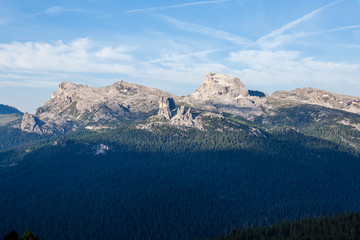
xmin=124 ymin=0 xmax=230 ymax=13
xmin=229 ymin=50 xmax=360 ymax=95
xmin=144 ymin=49 xmax=218 ymax=64
xmin=159 ymin=15 xmax=250 ymax=45
xmin=0 ymin=38 xmax=135 ymax=74
xmin=0 ymin=38 xmax=227 ymax=92
xmin=94 ymin=46 xmax=134 ymax=61
xmin=256 ymin=0 xmax=344 ymax=49
xmin=28 ymin=6 xmax=87 ymax=16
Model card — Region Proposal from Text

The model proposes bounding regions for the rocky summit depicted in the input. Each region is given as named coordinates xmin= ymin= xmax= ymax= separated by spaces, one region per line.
xmin=188 ymin=73 xmax=264 ymax=118
xmin=13 ymin=72 xmax=360 ymax=135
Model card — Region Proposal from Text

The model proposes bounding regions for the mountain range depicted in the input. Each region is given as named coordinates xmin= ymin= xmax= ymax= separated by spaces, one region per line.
xmin=2 ymin=72 xmax=359 ymax=151
xmin=1 ymin=73 xmax=360 ymax=240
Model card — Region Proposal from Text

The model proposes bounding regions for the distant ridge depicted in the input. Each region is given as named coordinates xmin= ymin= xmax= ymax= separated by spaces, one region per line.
xmin=0 ymin=104 xmax=23 ymax=115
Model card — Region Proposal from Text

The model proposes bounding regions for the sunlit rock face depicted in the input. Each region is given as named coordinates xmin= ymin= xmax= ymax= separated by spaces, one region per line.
xmin=17 ymin=72 xmax=360 ymax=134
xmin=188 ymin=73 xmax=264 ymax=118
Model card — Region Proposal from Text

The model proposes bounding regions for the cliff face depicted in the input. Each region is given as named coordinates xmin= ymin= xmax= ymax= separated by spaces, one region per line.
xmin=20 ymin=113 xmax=45 ymax=134
xmin=190 ymin=72 xmax=249 ymax=101
xmin=157 ymin=97 xmax=202 ymax=129
xmin=188 ymin=73 xmax=264 ymax=118
xmin=158 ymin=97 xmax=177 ymax=120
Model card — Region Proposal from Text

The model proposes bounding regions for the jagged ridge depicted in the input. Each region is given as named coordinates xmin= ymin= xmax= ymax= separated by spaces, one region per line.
xmin=16 ymin=72 xmax=360 ymax=135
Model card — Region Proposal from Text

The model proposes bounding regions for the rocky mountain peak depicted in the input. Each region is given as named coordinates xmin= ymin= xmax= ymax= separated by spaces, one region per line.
xmin=191 ymin=73 xmax=249 ymax=100
xmin=58 ymin=82 xmax=86 ymax=91
xmin=188 ymin=73 xmax=263 ymax=118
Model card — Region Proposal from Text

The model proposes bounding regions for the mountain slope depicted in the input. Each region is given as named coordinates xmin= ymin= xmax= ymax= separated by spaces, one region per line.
xmin=0 ymin=104 xmax=23 ymax=126
xmin=210 ymin=212 xmax=360 ymax=240
xmin=270 ymin=87 xmax=360 ymax=114
xmin=9 ymin=73 xmax=358 ymax=146
xmin=36 ymin=81 xmax=177 ymax=122
xmin=1 ymin=73 xmax=360 ymax=239
xmin=1 ymin=125 xmax=360 ymax=240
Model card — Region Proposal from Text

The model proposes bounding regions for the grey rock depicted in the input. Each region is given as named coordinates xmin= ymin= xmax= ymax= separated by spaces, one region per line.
xmin=16 ymin=72 xmax=360 ymax=134
xmin=158 ymin=97 xmax=177 ymax=119
xmin=94 ymin=143 xmax=111 ymax=155
xmin=188 ymin=73 xmax=264 ymax=118
xmin=148 ymin=97 xmax=203 ymax=130
xmin=31 ymin=80 xmax=178 ymax=133
xmin=269 ymin=87 xmax=360 ymax=114
xmin=20 ymin=112 xmax=45 ymax=134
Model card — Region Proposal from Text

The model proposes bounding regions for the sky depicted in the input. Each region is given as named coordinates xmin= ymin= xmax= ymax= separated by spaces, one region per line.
xmin=0 ymin=0 xmax=360 ymax=113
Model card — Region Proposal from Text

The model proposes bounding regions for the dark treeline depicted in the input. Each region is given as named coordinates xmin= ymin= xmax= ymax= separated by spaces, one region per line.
xmin=4 ymin=230 xmax=38 ymax=240
xmin=0 ymin=126 xmax=43 ymax=151
xmin=211 ymin=212 xmax=360 ymax=240
xmin=1 ymin=126 xmax=360 ymax=239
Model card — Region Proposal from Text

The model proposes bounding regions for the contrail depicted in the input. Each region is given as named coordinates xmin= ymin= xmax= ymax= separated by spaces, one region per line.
xmin=256 ymin=0 xmax=344 ymax=47
xmin=124 ymin=0 xmax=231 ymax=13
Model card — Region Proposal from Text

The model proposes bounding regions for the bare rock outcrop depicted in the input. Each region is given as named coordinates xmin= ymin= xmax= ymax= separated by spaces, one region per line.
xmin=28 ymin=80 xmax=178 ymax=133
xmin=20 ymin=112 xmax=45 ymax=134
xmin=36 ymin=81 xmax=177 ymax=122
xmin=156 ymin=97 xmax=202 ymax=129
xmin=16 ymin=72 xmax=360 ymax=135
xmin=269 ymin=87 xmax=360 ymax=114
xmin=158 ymin=97 xmax=177 ymax=119
xmin=171 ymin=106 xmax=202 ymax=128
xmin=188 ymin=73 xmax=264 ymax=118
xmin=191 ymin=72 xmax=250 ymax=100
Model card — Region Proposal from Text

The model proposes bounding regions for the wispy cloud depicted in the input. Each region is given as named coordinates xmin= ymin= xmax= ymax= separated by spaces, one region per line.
xmin=143 ymin=49 xmax=219 ymax=64
xmin=44 ymin=6 xmax=64 ymax=14
xmin=260 ymin=24 xmax=360 ymax=47
xmin=257 ymin=0 xmax=344 ymax=49
xmin=159 ymin=15 xmax=250 ymax=45
xmin=229 ymin=49 xmax=360 ymax=95
xmin=0 ymin=38 xmax=135 ymax=74
xmin=28 ymin=6 xmax=87 ymax=17
xmin=313 ymin=24 xmax=360 ymax=35
xmin=124 ymin=0 xmax=230 ymax=13
xmin=0 ymin=38 xmax=227 ymax=92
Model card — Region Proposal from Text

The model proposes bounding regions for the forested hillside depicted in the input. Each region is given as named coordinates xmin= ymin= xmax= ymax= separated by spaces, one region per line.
xmin=211 ymin=212 xmax=360 ymax=240
xmin=1 ymin=125 xmax=360 ymax=240
xmin=0 ymin=126 xmax=44 ymax=151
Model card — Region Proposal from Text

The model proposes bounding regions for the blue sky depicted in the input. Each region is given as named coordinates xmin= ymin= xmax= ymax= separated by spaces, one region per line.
xmin=0 ymin=0 xmax=360 ymax=113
